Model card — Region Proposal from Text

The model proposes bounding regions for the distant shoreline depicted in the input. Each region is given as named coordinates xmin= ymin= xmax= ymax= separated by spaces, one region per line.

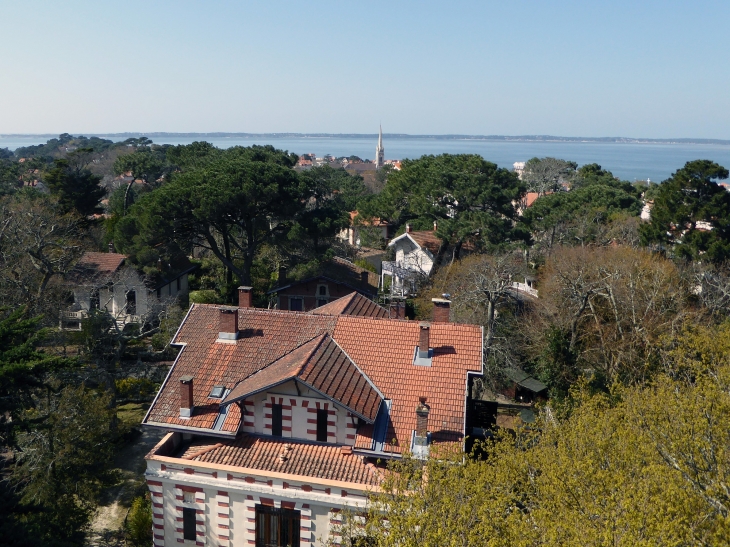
xmin=2 ymin=133 xmax=730 ymax=146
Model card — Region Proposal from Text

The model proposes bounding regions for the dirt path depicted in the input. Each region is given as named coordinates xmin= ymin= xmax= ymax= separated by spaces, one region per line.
xmin=86 ymin=426 xmax=165 ymax=546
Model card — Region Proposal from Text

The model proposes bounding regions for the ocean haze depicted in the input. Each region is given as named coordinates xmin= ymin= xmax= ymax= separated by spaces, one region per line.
xmin=3 ymin=134 xmax=730 ymax=183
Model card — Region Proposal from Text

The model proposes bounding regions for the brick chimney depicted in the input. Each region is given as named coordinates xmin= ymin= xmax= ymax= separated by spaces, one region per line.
xmin=108 ymin=241 xmax=114 ymax=253
xmin=416 ymin=397 xmax=430 ymax=437
xmin=180 ymin=375 xmax=194 ymax=418
xmin=360 ymin=271 xmax=369 ymax=286
xmin=406 ymin=224 xmax=412 ymax=234
xmin=278 ymin=267 xmax=287 ymax=284
xmin=418 ymin=322 xmax=430 ymax=359
xmin=432 ymin=295 xmax=451 ymax=323
xmin=218 ymin=307 xmax=239 ymax=341
xmin=238 ymin=286 xmax=253 ymax=308
xmin=390 ymin=298 xmax=405 ymax=319
xmin=433 ymin=220 xmax=438 ymax=231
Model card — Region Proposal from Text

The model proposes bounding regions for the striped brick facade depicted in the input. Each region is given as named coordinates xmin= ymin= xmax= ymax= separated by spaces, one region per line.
xmin=148 ymin=479 xmax=165 ymax=547
xmin=243 ymin=494 xmax=313 ymax=545
xmin=305 ymin=400 xmax=337 ymax=442
xmin=173 ymin=485 xmax=206 ymax=545
xmin=263 ymin=395 xmax=293 ymax=437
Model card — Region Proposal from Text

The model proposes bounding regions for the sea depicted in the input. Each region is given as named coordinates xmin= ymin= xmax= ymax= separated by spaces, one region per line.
xmin=3 ymin=134 xmax=730 ymax=183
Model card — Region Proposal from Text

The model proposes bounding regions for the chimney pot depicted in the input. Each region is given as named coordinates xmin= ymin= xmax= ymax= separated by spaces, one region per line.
xmin=433 ymin=220 xmax=438 ymax=231
xmin=431 ymin=297 xmax=451 ymax=323
xmin=360 ymin=270 xmax=369 ymax=285
xmin=108 ymin=241 xmax=114 ymax=253
xmin=418 ymin=322 xmax=430 ymax=359
xmin=416 ymin=398 xmax=430 ymax=437
xmin=180 ymin=375 xmax=194 ymax=418
xmin=218 ymin=307 xmax=240 ymax=341
xmin=238 ymin=286 xmax=253 ymax=308
xmin=278 ymin=267 xmax=287 ymax=284
xmin=406 ymin=224 xmax=412 ymax=234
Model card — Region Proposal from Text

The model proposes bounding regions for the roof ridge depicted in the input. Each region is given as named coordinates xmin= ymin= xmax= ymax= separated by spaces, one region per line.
xmin=294 ymin=333 xmax=329 ymax=377
xmin=235 ymin=333 xmax=324 ymax=385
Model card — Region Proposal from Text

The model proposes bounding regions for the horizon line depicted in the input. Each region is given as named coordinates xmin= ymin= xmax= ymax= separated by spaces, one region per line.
xmin=2 ymin=132 xmax=730 ymax=146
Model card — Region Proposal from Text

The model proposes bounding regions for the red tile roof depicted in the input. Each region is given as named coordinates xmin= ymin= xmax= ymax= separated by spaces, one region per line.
xmin=76 ymin=252 xmax=127 ymax=272
xmin=407 ymin=231 xmax=442 ymax=255
xmin=223 ymin=334 xmax=382 ymax=422
xmin=144 ymin=300 xmax=483 ymax=454
xmin=311 ymin=292 xmax=388 ymax=318
xmin=176 ymin=435 xmax=382 ymax=486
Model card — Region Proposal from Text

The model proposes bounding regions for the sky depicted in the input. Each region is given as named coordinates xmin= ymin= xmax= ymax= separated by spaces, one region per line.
xmin=1 ymin=0 xmax=728 ymax=138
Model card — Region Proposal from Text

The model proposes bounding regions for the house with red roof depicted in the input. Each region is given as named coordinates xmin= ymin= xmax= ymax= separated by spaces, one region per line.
xmin=143 ymin=288 xmax=483 ymax=547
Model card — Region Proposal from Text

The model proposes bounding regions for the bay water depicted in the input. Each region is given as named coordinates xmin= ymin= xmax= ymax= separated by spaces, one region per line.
xmin=3 ymin=134 xmax=730 ymax=183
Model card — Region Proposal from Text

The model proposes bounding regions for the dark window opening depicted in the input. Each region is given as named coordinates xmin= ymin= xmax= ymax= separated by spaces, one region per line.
xmin=289 ymin=297 xmax=303 ymax=311
xmin=271 ymin=404 xmax=283 ymax=436
xmin=125 ymin=290 xmax=136 ymax=315
xmin=256 ymin=504 xmax=300 ymax=547
xmin=183 ymin=507 xmax=197 ymax=541
xmin=316 ymin=408 xmax=328 ymax=442
xmin=319 ymin=285 xmax=327 ymax=296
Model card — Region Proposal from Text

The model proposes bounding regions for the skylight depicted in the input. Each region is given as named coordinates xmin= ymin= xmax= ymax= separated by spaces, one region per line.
xmin=209 ymin=385 xmax=225 ymax=399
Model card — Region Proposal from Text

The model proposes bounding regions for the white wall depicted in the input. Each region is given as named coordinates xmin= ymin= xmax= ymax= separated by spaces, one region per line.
xmin=242 ymin=381 xmax=357 ymax=445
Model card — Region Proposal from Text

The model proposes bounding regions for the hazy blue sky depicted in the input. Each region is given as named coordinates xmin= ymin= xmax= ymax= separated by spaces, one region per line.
xmin=1 ymin=1 xmax=728 ymax=138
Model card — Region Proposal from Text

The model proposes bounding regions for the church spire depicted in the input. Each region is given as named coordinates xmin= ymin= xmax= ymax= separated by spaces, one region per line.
xmin=375 ymin=124 xmax=384 ymax=169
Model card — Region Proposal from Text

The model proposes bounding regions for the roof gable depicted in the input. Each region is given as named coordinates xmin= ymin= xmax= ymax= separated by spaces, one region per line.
xmin=388 ymin=230 xmax=442 ymax=256
xmin=223 ymin=334 xmax=382 ymax=422
xmin=143 ymin=304 xmax=483 ymax=452
xmin=311 ymin=292 xmax=388 ymax=318
xmin=269 ymin=257 xmax=378 ymax=296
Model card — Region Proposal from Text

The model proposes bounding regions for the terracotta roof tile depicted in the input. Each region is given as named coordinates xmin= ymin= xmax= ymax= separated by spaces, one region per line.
xmin=68 ymin=252 xmax=127 ymax=282
xmin=144 ymin=304 xmax=483 ymax=452
xmin=409 ymin=230 xmax=442 ymax=255
xmin=176 ymin=435 xmax=382 ymax=486
xmin=222 ymin=334 xmax=382 ymax=422
xmin=311 ymin=292 xmax=388 ymax=318
xmin=76 ymin=252 xmax=127 ymax=272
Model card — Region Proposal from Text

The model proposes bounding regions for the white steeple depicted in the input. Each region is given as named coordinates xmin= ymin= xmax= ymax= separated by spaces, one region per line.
xmin=375 ymin=124 xmax=384 ymax=169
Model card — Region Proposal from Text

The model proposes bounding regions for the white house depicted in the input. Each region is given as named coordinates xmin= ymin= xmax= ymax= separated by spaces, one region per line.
xmin=62 ymin=251 xmax=195 ymax=330
xmin=142 ymin=289 xmax=484 ymax=547
xmin=381 ymin=224 xmax=442 ymax=296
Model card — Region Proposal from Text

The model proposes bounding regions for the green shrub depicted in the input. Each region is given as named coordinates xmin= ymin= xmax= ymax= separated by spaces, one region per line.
xmin=115 ymin=377 xmax=157 ymax=401
xmin=189 ymin=289 xmax=222 ymax=304
xmin=126 ymin=495 xmax=152 ymax=547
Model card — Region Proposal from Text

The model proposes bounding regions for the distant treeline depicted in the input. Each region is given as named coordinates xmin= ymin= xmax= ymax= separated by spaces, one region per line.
xmin=3 ymin=132 xmax=730 ymax=145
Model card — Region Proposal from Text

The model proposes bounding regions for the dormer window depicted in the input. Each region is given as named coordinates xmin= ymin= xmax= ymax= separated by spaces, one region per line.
xmin=209 ymin=385 xmax=225 ymax=399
